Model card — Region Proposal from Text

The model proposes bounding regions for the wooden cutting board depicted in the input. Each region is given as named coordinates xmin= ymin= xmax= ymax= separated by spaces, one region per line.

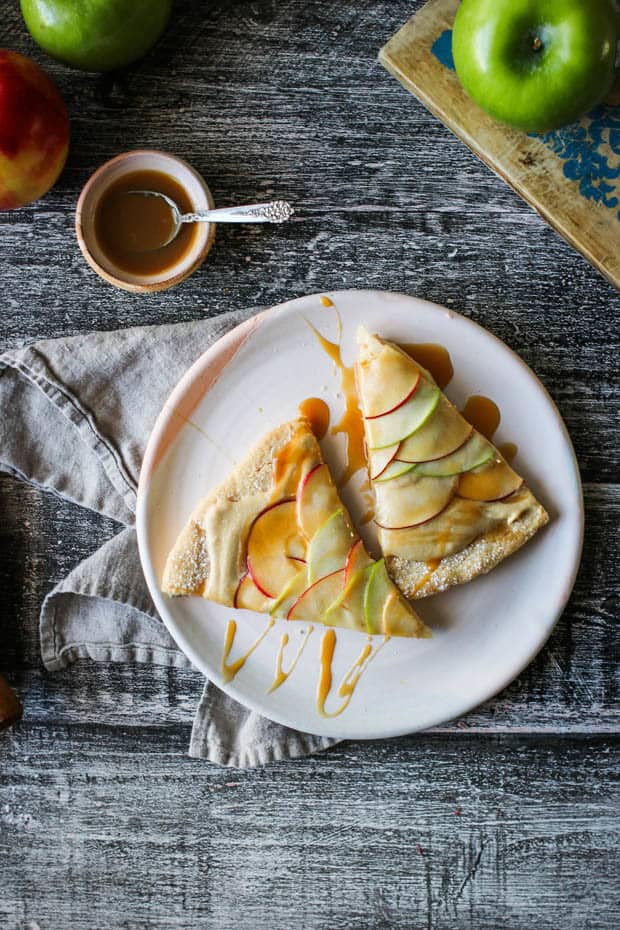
xmin=380 ymin=0 xmax=620 ymax=289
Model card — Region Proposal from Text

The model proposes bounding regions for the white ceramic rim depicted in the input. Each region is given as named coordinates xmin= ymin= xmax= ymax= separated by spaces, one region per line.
xmin=136 ymin=289 xmax=584 ymax=738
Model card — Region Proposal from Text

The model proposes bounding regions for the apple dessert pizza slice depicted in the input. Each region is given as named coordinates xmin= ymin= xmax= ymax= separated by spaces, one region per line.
xmin=356 ymin=329 xmax=549 ymax=598
xmin=162 ymin=418 xmax=428 ymax=638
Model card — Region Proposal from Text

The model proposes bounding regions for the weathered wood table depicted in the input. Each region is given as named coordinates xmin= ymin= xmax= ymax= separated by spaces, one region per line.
xmin=1 ymin=2 xmax=618 ymax=927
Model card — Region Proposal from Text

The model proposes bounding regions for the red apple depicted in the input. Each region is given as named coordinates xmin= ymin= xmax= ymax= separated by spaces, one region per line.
xmin=0 ymin=50 xmax=69 ymax=210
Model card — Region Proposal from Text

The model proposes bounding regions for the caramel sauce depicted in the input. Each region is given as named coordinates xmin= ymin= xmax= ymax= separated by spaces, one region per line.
xmin=457 ymin=461 xmax=522 ymax=502
xmin=461 ymin=395 xmax=500 ymax=440
xmin=299 ymin=397 xmax=330 ymax=441
xmin=320 ymin=296 xmax=334 ymax=307
xmin=94 ymin=169 xmax=198 ymax=276
xmin=306 ymin=318 xmax=366 ymax=487
xmin=271 ymin=426 xmax=316 ymax=496
xmin=499 ymin=442 xmax=518 ymax=463
xmin=401 ymin=342 xmax=454 ymax=389
xmin=316 ymin=629 xmax=390 ymax=718
xmin=410 ymin=557 xmax=442 ymax=596
xmin=268 ymin=626 xmax=314 ymax=694
xmin=221 ymin=618 xmax=274 ymax=684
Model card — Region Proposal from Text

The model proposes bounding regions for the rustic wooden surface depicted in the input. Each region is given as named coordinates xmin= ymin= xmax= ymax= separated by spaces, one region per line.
xmin=1 ymin=2 xmax=618 ymax=928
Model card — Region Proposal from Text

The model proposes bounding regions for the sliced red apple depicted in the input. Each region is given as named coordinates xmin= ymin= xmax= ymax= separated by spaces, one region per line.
xmin=365 ymin=377 xmax=440 ymax=450
xmin=369 ymin=443 xmax=400 ymax=480
xmin=246 ymin=498 xmax=301 ymax=598
xmin=413 ymin=432 xmax=494 ymax=478
xmin=382 ymin=591 xmax=429 ymax=638
xmin=357 ymin=336 xmax=422 ymax=418
xmin=307 ymin=509 xmax=356 ymax=583
xmin=396 ymin=396 xmax=473 ymax=463
xmin=457 ymin=459 xmax=523 ymax=502
xmin=374 ymin=474 xmax=457 ymax=529
xmin=233 ymin=573 xmax=274 ymax=612
xmin=287 ymin=569 xmax=345 ymax=621
xmin=373 ymin=459 xmax=416 ymax=483
xmin=344 ymin=539 xmax=373 ymax=585
xmin=296 ymin=463 xmax=342 ymax=540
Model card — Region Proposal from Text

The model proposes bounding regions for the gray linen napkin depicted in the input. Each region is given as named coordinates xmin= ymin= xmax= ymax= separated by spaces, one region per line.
xmin=0 ymin=309 xmax=339 ymax=767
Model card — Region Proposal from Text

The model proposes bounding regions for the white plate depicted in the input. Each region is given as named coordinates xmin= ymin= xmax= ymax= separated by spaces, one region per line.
xmin=136 ymin=290 xmax=583 ymax=739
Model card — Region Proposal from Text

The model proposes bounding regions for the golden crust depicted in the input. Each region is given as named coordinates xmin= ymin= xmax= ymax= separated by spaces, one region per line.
xmin=387 ymin=493 xmax=549 ymax=599
xmin=161 ymin=418 xmax=318 ymax=597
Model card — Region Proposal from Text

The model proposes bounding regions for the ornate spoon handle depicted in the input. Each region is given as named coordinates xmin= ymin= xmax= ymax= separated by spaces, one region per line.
xmin=180 ymin=200 xmax=294 ymax=225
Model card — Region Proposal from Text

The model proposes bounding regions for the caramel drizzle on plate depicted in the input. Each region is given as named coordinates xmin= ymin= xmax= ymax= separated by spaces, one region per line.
xmin=316 ymin=628 xmax=390 ymax=718
xmin=268 ymin=626 xmax=314 ymax=694
xmin=221 ymin=618 xmax=274 ymax=684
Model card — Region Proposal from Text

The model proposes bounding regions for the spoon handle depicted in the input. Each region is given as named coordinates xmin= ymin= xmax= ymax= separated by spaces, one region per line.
xmin=180 ymin=200 xmax=294 ymax=225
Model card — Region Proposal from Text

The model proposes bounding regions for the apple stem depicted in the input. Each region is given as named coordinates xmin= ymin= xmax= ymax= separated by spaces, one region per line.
xmin=532 ymin=36 xmax=543 ymax=52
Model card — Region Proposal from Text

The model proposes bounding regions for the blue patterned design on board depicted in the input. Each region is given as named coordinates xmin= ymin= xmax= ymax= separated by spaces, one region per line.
xmin=431 ymin=29 xmax=620 ymax=221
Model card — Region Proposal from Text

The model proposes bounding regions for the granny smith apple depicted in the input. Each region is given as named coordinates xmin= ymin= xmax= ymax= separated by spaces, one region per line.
xmin=20 ymin=0 xmax=172 ymax=72
xmin=452 ymin=0 xmax=619 ymax=132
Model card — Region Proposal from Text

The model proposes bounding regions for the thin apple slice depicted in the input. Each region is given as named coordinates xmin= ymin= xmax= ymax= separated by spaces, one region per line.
xmin=246 ymin=498 xmax=302 ymax=598
xmin=377 ymin=490 xmax=532 ymax=561
xmin=374 ymin=474 xmax=457 ymax=529
xmin=397 ymin=396 xmax=473 ymax=463
xmin=234 ymin=573 xmax=274 ymax=612
xmin=458 ymin=458 xmax=523 ymax=502
xmin=270 ymin=570 xmax=309 ymax=618
xmin=287 ymin=569 xmax=345 ymax=621
xmin=363 ymin=559 xmax=393 ymax=634
xmin=373 ymin=459 xmax=416 ymax=483
xmin=297 ymin=463 xmax=342 ymax=540
xmin=382 ymin=591 xmax=430 ymax=638
xmin=369 ymin=443 xmax=400 ymax=480
xmin=324 ymin=565 xmax=374 ymax=630
xmin=357 ymin=337 xmax=423 ymax=418
xmin=413 ymin=432 xmax=495 ymax=478
xmin=307 ymin=509 xmax=356 ymax=583
xmin=365 ymin=376 xmax=440 ymax=450
xmin=344 ymin=539 xmax=373 ymax=585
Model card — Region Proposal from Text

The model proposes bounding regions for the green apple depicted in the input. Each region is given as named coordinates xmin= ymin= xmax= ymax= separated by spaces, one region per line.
xmin=452 ymin=0 xmax=619 ymax=132
xmin=20 ymin=0 xmax=172 ymax=72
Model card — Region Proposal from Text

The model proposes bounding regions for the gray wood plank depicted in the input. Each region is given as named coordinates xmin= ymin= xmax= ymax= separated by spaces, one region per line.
xmin=1 ymin=726 xmax=618 ymax=930
xmin=1 ymin=477 xmax=618 ymax=732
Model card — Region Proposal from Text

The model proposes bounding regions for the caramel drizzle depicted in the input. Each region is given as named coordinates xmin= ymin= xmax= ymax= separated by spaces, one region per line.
xmin=268 ymin=626 xmax=314 ymax=694
xmin=410 ymin=557 xmax=442 ymax=596
xmin=221 ymin=618 xmax=275 ymax=684
xmin=316 ymin=629 xmax=390 ymax=718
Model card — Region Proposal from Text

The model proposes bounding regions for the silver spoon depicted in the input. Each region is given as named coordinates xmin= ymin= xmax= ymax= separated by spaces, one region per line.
xmin=125 ymin=190 xmax=294 ymax=249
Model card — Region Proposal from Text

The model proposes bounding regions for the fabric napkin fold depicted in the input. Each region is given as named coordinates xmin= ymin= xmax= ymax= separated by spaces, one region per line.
xmin=0 ymin=309 xmax=339 ymax=767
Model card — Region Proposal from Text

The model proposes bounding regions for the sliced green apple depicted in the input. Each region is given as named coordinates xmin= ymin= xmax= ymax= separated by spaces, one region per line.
xmin=413 ymin=432 xmax=494 ymax=478
xmin=366 ymin=377 xmax=440 ymax=450
xmin=374 ymin=474 xmax=457 ymax=529
xmin=373 ymin=459 xmax=416 ymax=483
xmin=324 ymin=564 xmax=374 ymax=630
xmin=382 ymin=591 xmax=430 ymax=638
xmin=307 ymin=509 xmax=356 ymax=584
xmin=234 ymin=573 xmax=274 ymax=612
xmin=357 ymin=340 xmax=422 ymax=419
xmin=296 ymin=463 xmax=342 ymax=540
xmin=344 ymin=538 xmax=373 ymax=585
xmin=458 ymin=458 xmax=523 ymax=502
xmin=287 ymin=569 xmax=345 ymax=621
xmin=270 ymin=570 xmax=309 ymax=618
xmin=397 ymin=396 xmax=473 ymax=463
xmin=246 ymin=498 xmax=301 ymax=598
xmin=369 ymin=443 xmax=400 ymax=480
xmin=363 ymin=559 xmax=393 ymax=634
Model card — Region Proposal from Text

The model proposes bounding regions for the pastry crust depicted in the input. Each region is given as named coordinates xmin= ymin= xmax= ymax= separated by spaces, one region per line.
xmin=162 ymin=420 xmax=314 ymax=597
xmin=387 ymin=488 xmax=549 ymax=598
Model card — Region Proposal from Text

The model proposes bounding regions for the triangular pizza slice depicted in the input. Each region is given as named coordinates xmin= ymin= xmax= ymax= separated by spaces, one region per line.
xmin=356 ymin=329 xmax=549 ymax=598
xmin=162 ymin=418 xmax=428 ymax=637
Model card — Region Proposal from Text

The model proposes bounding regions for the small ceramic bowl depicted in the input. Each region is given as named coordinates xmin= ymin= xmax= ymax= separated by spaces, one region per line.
xmin=75 ymin=150 xmax=216 ymax=293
